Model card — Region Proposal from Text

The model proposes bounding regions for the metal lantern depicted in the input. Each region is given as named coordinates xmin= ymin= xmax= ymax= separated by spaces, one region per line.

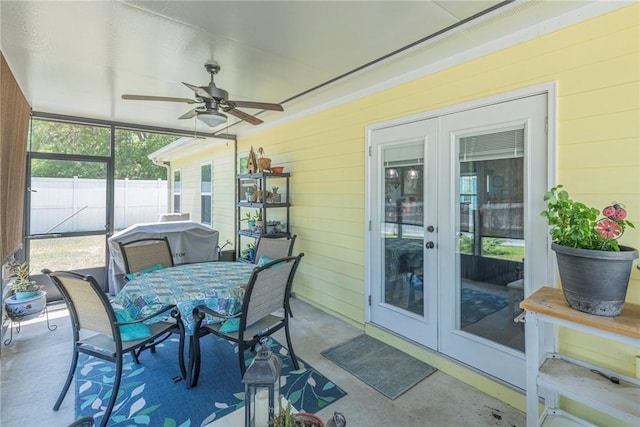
xmin=242 ymin=340 xmax=282 ymax=427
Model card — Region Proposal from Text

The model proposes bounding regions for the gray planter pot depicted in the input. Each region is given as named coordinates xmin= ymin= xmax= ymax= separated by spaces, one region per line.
xmin=552 ymin=243 xmax=638 ymax=316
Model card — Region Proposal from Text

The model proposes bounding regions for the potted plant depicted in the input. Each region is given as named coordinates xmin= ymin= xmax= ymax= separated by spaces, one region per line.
xmin=4 ymin=261 xmax=47 ymax=321
xmin=270 ymin=400 xmax=325 ymax=427
xmin=542 ymin=185 xmax=638 ymax=316
xmin=270 ymin=186 xmax=282 ymax=203
xmin=7 ymin=261 xmax=41 ymax=299
xmin=241 ymin=242 xmax=257 ymax=262
xmin=254 ymin=210 xmax=264 ymax=234
xmin=241 ymin=210 xmax=259 ymax=231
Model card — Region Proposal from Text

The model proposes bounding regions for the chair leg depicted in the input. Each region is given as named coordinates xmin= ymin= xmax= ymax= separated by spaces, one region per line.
xmin=53 ymin=349 xmax=79 ymax=411
xmin=131 ymin=349 xmax=140 ymax=364
xmin=174 ymin=312 xmax=186 ymax=379
xmin=187 ymin=334 xmax=201 ymax=388
xmin=100 ymin=356 xmax=124 ymax=427
xmin=177 ymin=332 xmax=186 ymax=380
xmin=284 ymin=323 xmax=299 ymax=371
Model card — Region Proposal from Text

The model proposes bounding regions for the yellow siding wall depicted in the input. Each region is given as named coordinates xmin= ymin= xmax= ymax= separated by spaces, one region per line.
xmin=237 ymin=5 xmax=639 ymax=416
xmin=170 ymin=141 xmax=237 ymax=247
xmin=242 ymin=4 xmax=639 ymax=318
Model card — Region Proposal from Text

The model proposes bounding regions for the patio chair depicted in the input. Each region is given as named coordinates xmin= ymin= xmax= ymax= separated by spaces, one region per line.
xmin=189 ymin=253 xmax=304 ymax=387
xmin=44 ymin=270 xmax=186 ymax=427
xmin=118 ymin=236 xmax=174 ymax=278
xmin=254 ymin=234 xmax=297 ymax=316
xmin=254 ymin=234 xmax=296 ymax=265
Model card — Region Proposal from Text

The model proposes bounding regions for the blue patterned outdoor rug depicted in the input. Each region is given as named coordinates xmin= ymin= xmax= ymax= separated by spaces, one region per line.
xmin=74 ymin=336 xmax=346 ymax=426
xmin=461 ymin=287 xmax=509 ymax=327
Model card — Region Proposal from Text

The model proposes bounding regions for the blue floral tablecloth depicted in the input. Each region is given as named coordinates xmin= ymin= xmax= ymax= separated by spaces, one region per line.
xmin=114 ymin=262 xmax=256 ymax=335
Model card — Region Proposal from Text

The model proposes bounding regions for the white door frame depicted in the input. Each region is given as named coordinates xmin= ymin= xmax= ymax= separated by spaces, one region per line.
xmin=364 ymin=82 xmax=558 ymax=387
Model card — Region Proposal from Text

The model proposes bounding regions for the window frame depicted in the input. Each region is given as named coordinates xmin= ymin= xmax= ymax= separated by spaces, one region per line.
xmin=200 ymin=161 xmax=212 ymax=225
xmin=173 ymin=169 xmax=182 ymax=213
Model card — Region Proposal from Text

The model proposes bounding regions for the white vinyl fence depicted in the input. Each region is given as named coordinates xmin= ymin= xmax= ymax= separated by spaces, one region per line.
xmin=30 ymin=177 xmax=168 ymax=234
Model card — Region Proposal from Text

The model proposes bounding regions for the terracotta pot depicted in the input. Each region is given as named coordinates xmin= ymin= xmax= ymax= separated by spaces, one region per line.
xmin=294 ymin=413 xmax=325 ymax=427
xmin=552 ymin=243 xmax=638 ymax=316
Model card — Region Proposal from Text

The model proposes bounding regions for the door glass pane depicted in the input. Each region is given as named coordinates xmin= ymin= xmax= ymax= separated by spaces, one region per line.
xmin=29 ymin=159 xmax=107 ymax=234
xmin=456 ymin=129 xmax=525 ymax=351
xmin=382 ymin=143 xmax=424 ymax=316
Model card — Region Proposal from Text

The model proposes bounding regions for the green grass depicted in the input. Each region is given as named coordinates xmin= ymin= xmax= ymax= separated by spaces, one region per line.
xmin=29 ymin=235 xmax=107 ymax=273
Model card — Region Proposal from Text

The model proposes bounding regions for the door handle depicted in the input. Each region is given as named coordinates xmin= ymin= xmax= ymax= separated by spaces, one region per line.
xmin=425 ymin=241 xmax=435 ymax=249
xmin=426 ymin=225 xmax=435 ymax=232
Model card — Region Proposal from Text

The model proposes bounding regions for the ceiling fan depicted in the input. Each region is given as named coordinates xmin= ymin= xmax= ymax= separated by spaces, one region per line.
xmin=121 ymin=61 xmax=283 ymax=127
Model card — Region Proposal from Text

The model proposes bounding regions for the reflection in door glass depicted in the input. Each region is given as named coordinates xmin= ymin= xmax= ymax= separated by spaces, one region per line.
xmin=382 ymin=144 xmax=424 ymax=316
xmin=457 ymin=129 xmax=525 ymax=352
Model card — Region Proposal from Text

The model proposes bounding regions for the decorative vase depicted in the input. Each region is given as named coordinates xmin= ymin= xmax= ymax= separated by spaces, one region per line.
xmin=551 ymin=243 xmax=638 ymax=316
xmin=5 ymin=290 xmax=47 ymax=321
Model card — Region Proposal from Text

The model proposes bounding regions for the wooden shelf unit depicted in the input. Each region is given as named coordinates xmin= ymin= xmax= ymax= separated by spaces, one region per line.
xmin=521 ymin=287 xmax=640 ymax=427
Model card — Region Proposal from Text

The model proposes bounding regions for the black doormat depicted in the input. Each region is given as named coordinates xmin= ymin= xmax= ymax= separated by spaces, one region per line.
xmin=321 ymin=334 xmax=437 ymax=400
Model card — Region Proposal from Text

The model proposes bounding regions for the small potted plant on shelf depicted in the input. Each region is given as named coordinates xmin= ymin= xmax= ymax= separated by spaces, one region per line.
xmin=542 ymin=185 xmax=638 ymax=316
xmin=241 ymin=210 xmax=259 ymax=231
xmin=4 ymin=261 xmax=47 ymax=321
xmin=241 ymin=242 xmax=257 ymax=262
xmin=269 ymin=186 xmax=282 ymax=203
xmin=254 ymin=210 xmax=264 ymax=234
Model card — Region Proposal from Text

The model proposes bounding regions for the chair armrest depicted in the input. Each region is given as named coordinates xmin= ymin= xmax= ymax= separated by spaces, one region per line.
xmin=192 ymin=305 xmax=241 ymax=322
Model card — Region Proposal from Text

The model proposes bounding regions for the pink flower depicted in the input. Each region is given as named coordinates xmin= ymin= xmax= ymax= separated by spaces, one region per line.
xmin=596 ymin=219 xmax=622 ymax=239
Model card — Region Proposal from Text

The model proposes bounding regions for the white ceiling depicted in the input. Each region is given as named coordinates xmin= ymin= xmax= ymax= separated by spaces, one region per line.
xmin=0 ymin=1 xmax=626 ymax=137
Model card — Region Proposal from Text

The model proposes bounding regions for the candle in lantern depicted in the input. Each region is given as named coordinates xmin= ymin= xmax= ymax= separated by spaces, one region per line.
xmin=254 ymin=389 xmax=269 ymax=426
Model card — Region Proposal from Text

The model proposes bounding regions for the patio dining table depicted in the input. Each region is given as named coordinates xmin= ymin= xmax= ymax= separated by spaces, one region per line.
xmin=113 ymin=261 xmax=256 ymax=335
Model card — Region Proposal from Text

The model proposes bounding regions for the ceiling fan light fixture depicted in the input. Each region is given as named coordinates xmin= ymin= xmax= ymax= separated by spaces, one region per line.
xmin=197 ymin=111 xmax=227 ymax=127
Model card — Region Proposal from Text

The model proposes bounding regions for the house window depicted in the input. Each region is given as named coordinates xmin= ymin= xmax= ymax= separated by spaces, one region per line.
xmin=173 ymin=169 xmax=181 ymax=213
xmin=200 ymin=163 xmax=212 ymax=225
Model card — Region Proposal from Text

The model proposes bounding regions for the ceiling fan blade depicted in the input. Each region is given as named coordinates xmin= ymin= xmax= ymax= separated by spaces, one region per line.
xmin=226 ymin=108 xmax=263 ymax=125
xmin=228 ymin=100 xmax=283 ymax=111
xmin=182 ymin=82 xmax=214 ymax=100
xmin=178 ymin=107 xmax=200 ymax=120
xmin=122 ymin=94 xmax=198 ymax=104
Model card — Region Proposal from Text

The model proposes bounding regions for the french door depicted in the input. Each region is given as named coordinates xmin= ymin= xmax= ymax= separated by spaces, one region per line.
xmin=367 ymin=92 xmax=551 ymax=388
xmin=369 ymin=119 xmax=438 ymax=349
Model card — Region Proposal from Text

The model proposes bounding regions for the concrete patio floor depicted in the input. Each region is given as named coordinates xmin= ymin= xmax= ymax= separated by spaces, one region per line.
xmin=1 ymin=298 xmax=525 ymax=427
